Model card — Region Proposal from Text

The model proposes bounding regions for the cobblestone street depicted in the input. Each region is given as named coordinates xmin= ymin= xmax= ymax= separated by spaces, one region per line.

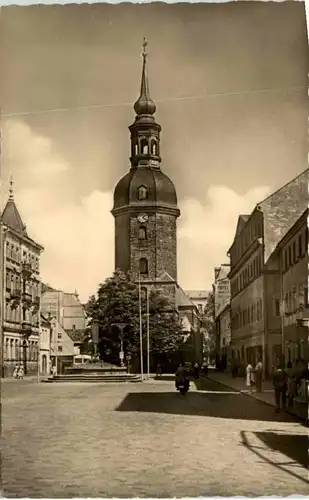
xmin=2 ymin=376 xmax=308 ymax=497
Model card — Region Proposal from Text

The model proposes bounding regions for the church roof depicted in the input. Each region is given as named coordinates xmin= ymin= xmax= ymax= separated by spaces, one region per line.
xmin=175 ymin=287 xmax=196 ymax=309
xmin=113 ymin=167 xmax=179 ymax=212
xmin=2 ymin=197 xmax=28 ymax=236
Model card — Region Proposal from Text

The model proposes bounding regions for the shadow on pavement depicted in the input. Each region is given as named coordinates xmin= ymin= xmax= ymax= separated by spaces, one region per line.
xmin=254 ymin=431 xmax=308 ymax=469
xmin=115 ymin=391 xmax=298 ymax=422
xmin=240 ymin=430 xmax=309 ymax=485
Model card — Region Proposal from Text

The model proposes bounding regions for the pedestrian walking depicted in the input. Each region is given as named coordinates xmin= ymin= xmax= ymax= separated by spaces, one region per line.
xmin=13 ymin=364 xmax=19 ymax=379
xmin=245 ymin=362 xmax=254 ymax=392
xmin=202 ymin=360 xmax=208 ymax=377
xmin=193 ymin=362 xmax=199 ymax=379
xmin=273 ymin=362 xmax=288 ymax=413
xmin=18 ymin=364 xmax=24 ymax=380
xmin=156 ymin=363 xmax=162 ymax=378
xmin=254 ymin=358 xmax=263 ymax=392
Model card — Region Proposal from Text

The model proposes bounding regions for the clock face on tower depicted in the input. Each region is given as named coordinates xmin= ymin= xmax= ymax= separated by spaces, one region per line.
xmin=137 ymin=213 xmax=148 ymax=223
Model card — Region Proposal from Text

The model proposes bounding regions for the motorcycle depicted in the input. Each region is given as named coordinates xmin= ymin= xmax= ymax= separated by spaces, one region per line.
xmin=176 ymin=377 xmax=190 ymax=395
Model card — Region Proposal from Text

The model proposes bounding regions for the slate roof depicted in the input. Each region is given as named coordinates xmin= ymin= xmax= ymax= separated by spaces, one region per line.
xmin=2 ymin=198 xmax=28 ymax=236
xmin=175 ymin=287 xmax=196 ymax=309
xmin=184 ymin=290 xmax=211 ymax=300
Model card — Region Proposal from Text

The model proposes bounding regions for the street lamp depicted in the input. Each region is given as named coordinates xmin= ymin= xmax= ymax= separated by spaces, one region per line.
xmin=110 ymin=323 xmax=130 ymax=367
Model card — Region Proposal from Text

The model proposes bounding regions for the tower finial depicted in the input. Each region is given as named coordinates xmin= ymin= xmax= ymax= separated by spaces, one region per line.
xmin=142 ymin=36 xmax=148 ymax=58
xmin=9 ymin=175 xmax=14 ymax=200
xmin=133 ymin=37 xmax=156 ymax=116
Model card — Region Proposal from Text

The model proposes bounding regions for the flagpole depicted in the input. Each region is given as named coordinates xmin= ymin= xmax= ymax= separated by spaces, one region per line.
xmin=138 ymin=272 xmax=144 ymax=381
xmin=146 ymin=289 xmax=150 ymax=380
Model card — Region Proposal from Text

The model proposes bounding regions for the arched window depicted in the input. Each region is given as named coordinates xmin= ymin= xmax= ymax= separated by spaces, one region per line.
xmin=134 ymin=143 xmax=138 ymax=155
xmin=139 ymin=258 xmax=148 ymax=275
xmin=140 ymin=138 xmax=148 ymax=155
xmin=138 ymin=226 xmax=147 ymax=240
xmin=138 ymin=185 xmax=148 ymax=200
xmin=151 ymin=139 xmax=158 ymax=156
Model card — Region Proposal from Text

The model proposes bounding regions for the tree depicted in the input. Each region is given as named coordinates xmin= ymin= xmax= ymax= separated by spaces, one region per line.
xmin=85 ymin=269 xmax=183 ymax=362
xmin=200 ymin=290 xmax=216 ymax=359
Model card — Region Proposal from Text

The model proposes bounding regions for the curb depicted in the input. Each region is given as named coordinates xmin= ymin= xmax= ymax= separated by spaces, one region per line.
xmin=206 ymin=375 xmax=307 ymax=424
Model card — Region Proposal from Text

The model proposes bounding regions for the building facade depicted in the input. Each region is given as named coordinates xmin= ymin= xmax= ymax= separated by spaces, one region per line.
xmin=39 ymin=314 xmax=51 ymax=375
xmin=229 ymin=169 xmax=308 ymax=376
xmin=50 ymin=317 xmax=80 ymax=373
xmin=1 ymin=183 xmax=44 ymax=376
xmin=111 ymin=40 xmax=180 ymax=304
xmin=267 ymin=209 xmax=308 ymax=365
xmin=184 ymin=290 xmax=211 ymax=315
xmin=41 ymin=289 xmax=86 ymax=331
xmin=217 ymin=304 xmax=231 ymax=368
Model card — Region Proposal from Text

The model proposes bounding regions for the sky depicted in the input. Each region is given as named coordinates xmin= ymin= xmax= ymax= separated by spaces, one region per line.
xmin=1 ymin=2 xmax=308 ymax=302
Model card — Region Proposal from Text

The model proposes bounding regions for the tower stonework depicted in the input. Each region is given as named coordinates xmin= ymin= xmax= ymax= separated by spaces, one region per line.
xmin=111 ymin=39 xmax=180 ymax=301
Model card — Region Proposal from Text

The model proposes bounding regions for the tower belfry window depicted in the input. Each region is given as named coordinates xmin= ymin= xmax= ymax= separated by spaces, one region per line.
xmin=139 ymin=258 xmax=148 ymax=275
xmin=138 ymin=226 xmax=147 ymax=240
xmin=140 ymin=138 xmax=148 ymax=155
xmin=138 ymin=185 xmax=148 ymax=200
xmin=150 ymin=139 xmax=158 ymax=156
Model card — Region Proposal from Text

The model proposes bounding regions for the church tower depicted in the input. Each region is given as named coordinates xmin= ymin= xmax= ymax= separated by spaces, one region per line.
xmin=112 ymin=39 xmax=180 ymax=296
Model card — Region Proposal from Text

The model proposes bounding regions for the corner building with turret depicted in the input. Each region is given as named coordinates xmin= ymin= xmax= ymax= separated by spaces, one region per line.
xmin=112 ymin=41 xmax=180 ymax=303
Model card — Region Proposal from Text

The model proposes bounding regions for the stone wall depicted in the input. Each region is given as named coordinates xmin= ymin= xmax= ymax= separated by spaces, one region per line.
xmin=114 ymin=214 xmax=131 ymax=272
xmin=155 ymin=213 xmax=177 ymax=281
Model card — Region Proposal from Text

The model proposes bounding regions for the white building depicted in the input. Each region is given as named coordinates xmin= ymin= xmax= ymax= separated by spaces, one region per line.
xmin=184 ymin=290 xmax=211 ymax=315
xmin=39 ymin=314 xmax=51 ymax=375
xmin=49 ymin=317 xmax=81 ymax=373
xmin=41 ymin=289 xmax=86 ymax=331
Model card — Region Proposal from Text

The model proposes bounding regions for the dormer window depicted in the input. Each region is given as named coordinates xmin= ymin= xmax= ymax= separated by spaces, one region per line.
xmin=138 ymin=185 xmax=148 ymax=200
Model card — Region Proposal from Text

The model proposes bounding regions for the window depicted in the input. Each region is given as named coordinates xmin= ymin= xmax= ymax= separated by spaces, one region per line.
xmin=150 ymin=139 xmax=158 ymax=156
xmin=138 ymin=185 xmax=148 ymax=201
xmin=138 ymin=226 xmax=147 ymax=240
xmin=140 ymin=138 xmax=148 ymax=155
xmin=288 ymin=246 xmax=292 ymax=267
xmin=141 ymin=287 xmax=147 ymax=301
xmin=139 ymin=258 xmax=148 ymax=275
xmin=298 ymin=234 xmax=302 ymax=258
xmin=198 ymin=304 xmax=203 ymax=313
xmin=58 ymin=345 xmax=63 ymax=352
xmin=57 ymin=332 xmax=62 ymax=339
xmin=275 ymin=299 xmax=280 ymax=317
xmin=305 ymin=286 xmax=308 ymax=308
xmin=292 ymin=241 xmax=296 ymax=263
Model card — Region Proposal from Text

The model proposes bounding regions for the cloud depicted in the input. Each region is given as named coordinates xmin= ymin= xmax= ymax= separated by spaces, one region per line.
xmin=2 ymin=120 xmax=271 ymax=302
xmin=178 ymin=184 xmax=271 ymax=290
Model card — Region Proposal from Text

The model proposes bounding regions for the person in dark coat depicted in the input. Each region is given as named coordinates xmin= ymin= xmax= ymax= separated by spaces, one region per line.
xmin=273 ymin=362 xmax=288 ymax=413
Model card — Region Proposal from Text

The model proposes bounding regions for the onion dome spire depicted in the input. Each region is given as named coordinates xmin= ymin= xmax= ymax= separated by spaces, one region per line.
xmin=133 ymin=37 xmax=156 ymax=116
